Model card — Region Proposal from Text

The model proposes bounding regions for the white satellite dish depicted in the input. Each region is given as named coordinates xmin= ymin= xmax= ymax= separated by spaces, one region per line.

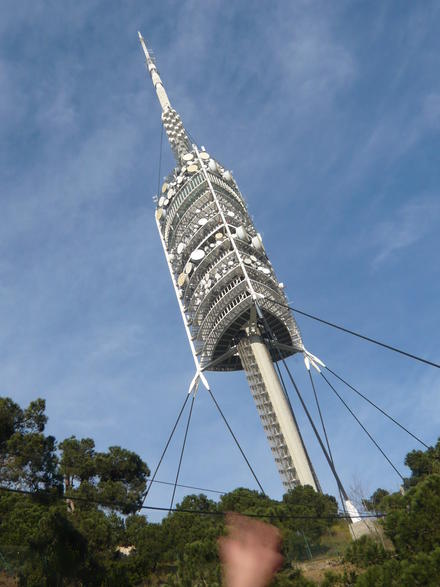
xmin=183 ymin=153 xmax=194 ymax=161
xmin=177 ymin=243 xmax=185 ymax=254
xmin=168 ymin=188 xmax=175 ymax=197
xmin=177 ymin=273 xmax=188 ymax=287
xmin=198 ymin=218 xmax=208 ymax=226
xmin=223 ymin=170 xmax=232 ymax=182
xmin=185 ymin=262 xmax=193 ymax=274
xmin=177 ymin=176 xmax=183 ymax=184
xmin=215 ymin=232 xmax=224 ymax=241
xmin=158 ymin=196 xmax=165 ymax=207
xmin=161 ymin=182 xmax=169 ymax=193
xmin=199 ymin=152 xmax=210 ymax=160
xmin=208 ymin=159 xmax=217 ymax=172
xmin=187 ymin=164 xmax=198 ymax=173
xmin=155 ymin=208 xmax=164 ymax=220
xmin=163 ymin=198 xmax=170 ymax=206
xmin=191 ymin=249 xmax=205 ymax=262
xmin=227 ymin=210 xmax=235 ymax=217
xmin=236 ymin=226 xmax=247 ymax=240
xmin=251 ymin=235 xmax=262 ymax=250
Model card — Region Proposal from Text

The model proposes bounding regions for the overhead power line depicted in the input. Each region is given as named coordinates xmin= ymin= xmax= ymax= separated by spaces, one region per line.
xmin=268 ymin=298 xmax=440 ymax=369
xmin=0 ymin=485 xmax=382 ymax=521
xmin=148 ymin=478 xmax=225 ymax=495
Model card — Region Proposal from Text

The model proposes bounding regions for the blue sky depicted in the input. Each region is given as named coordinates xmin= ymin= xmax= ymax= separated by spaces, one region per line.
xmin=1 ymin=1 xmax=440 ymax=520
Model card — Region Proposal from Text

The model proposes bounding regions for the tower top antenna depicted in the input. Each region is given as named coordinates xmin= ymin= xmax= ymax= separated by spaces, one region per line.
xmin=138 ymin=31 xmax=191 ymax=161
xmin=138 ymin=31 xmax=171 ymax=112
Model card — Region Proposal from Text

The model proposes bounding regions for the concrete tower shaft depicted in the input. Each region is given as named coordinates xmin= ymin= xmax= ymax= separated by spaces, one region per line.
xmin=140 ymin=34 xmax=319 ymax=490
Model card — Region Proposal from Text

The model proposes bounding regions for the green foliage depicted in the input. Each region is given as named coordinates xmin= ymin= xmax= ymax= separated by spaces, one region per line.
xmin=0 ymin=397 xmax=60 ymax=492
xmin=59 ymin=436 xmax=150 ymax=514
xmin=354 ymin=548 xmax=440 ymax=587
xmin=272 ymin=568 xmax=316 ymax=586
xmin=344 ymin=535 xmax=389 ymax=568
xmin=321 ymin=569 xmax=358 ymax=586
xmin=344 ymin=437 xmax=440 ymax=586
xmin=219 ymin=487 xmax=277 ymax=517
xmin=381 ymin=474 xmax=440 ymax=557
xmin=0 ymin=396 xmax=151 ymax=586
xmin=2 ymin=395 xmax=439 ymax=586
xmin=0 ymin=494 xmax=87 ymax=586
xmin=361 ymin=488 xmax=389 ymax=513
xmin=404 ymin=438 xmax=440 ymax=488
xmin=280 ymin=485 xmax=338 ymax=562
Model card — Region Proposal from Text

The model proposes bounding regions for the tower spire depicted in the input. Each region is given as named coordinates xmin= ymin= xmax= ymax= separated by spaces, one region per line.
xmin=138 ymin=32 xmax=191 ymax=161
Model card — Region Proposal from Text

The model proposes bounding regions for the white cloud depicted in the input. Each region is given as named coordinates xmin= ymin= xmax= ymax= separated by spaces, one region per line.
xmin=278 ymin=18 xmax=356 ymax=108
xmin=423 ymin=93 xmax=440 ymax=130
xmin=371 ymin=197 xmax=439 ymax=266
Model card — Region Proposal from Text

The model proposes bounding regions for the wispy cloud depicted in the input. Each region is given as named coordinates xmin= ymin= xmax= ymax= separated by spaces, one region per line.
xmin=371 ymin=197 xmax=440 ymax=267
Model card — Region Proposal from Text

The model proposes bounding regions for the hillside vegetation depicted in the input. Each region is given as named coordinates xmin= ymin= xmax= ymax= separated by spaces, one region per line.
xmin=1 ymin=396 xmax=439 ymax=586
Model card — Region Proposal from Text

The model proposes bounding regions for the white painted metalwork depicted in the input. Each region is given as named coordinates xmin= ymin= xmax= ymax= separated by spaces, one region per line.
xmin=140 ymin=33 xmax=318 ymax=492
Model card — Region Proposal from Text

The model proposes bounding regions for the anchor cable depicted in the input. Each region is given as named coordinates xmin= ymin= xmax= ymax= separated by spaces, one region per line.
xmin=257 ymin=305 xmax=349 ymax=500
xmin=320 ymin=371 xmax=404 ymax=481
xmin=207 ymin=386 xmax=265 ymax=495
xmin=141 ymin=392 xmax=190 ymax=507
xmin=268 ymin=298 xmax=440 ymax=370
xmin=169 ymin=391 xmax=196 ymax=511
xmin=325 ymin=366 xmax=429 ymax=449
xmin=308 ymin=369 xmax=347 ymax=513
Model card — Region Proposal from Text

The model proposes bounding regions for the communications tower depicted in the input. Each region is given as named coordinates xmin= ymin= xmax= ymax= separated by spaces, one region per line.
xmin=138 ymin=33 xmax=344 ymax=498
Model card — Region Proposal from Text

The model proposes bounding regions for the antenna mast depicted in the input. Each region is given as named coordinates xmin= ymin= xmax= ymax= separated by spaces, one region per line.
xmin=138 ymin=32 xmax=191 ymax=162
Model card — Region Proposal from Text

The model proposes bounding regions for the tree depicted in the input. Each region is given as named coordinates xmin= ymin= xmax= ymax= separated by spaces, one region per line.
xmin=219 ymin=487 xmax=276 ymax=517
xmin=338 ymin=438 xmax=440 ymax=586
xmin=404 ymin=439 xmax=440 ymax=488
xmin=280 ymin=485 xmax=338 ymax=561
xmin=59 ymin=437 xmax=150 ymax=514
xmin=0 ymin=396 xmax=153 ymax=586
xmin=361 ymin=488 xmax=389 ymax=513
xmin=0 ymin=398 xmax=60 ymax=492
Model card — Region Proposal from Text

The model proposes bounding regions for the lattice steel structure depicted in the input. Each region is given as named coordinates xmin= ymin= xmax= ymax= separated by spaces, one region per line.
xmin=139 ymin=33 xmax=320 ymax=491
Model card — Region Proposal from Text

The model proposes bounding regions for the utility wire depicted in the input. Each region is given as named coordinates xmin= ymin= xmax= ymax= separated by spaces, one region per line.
xmin=206 ymin=387 xmax=265 ymax=495
xmin=148 ymin=478 xmax=225 ymax=495
xmin=325 ymin=366 xmax=429 ymax=449
xmin=320 ymin=372 xmax=404 ymax=481
xmin=169 ymin=391 xmax=196 ymax=511
xmin=268 ymin=298 xmax=440 ymax=370
xmin=0 ymin=485 xmax=383 ymax=520
xmin=141 ymin=392 xmax=190 ymax=506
